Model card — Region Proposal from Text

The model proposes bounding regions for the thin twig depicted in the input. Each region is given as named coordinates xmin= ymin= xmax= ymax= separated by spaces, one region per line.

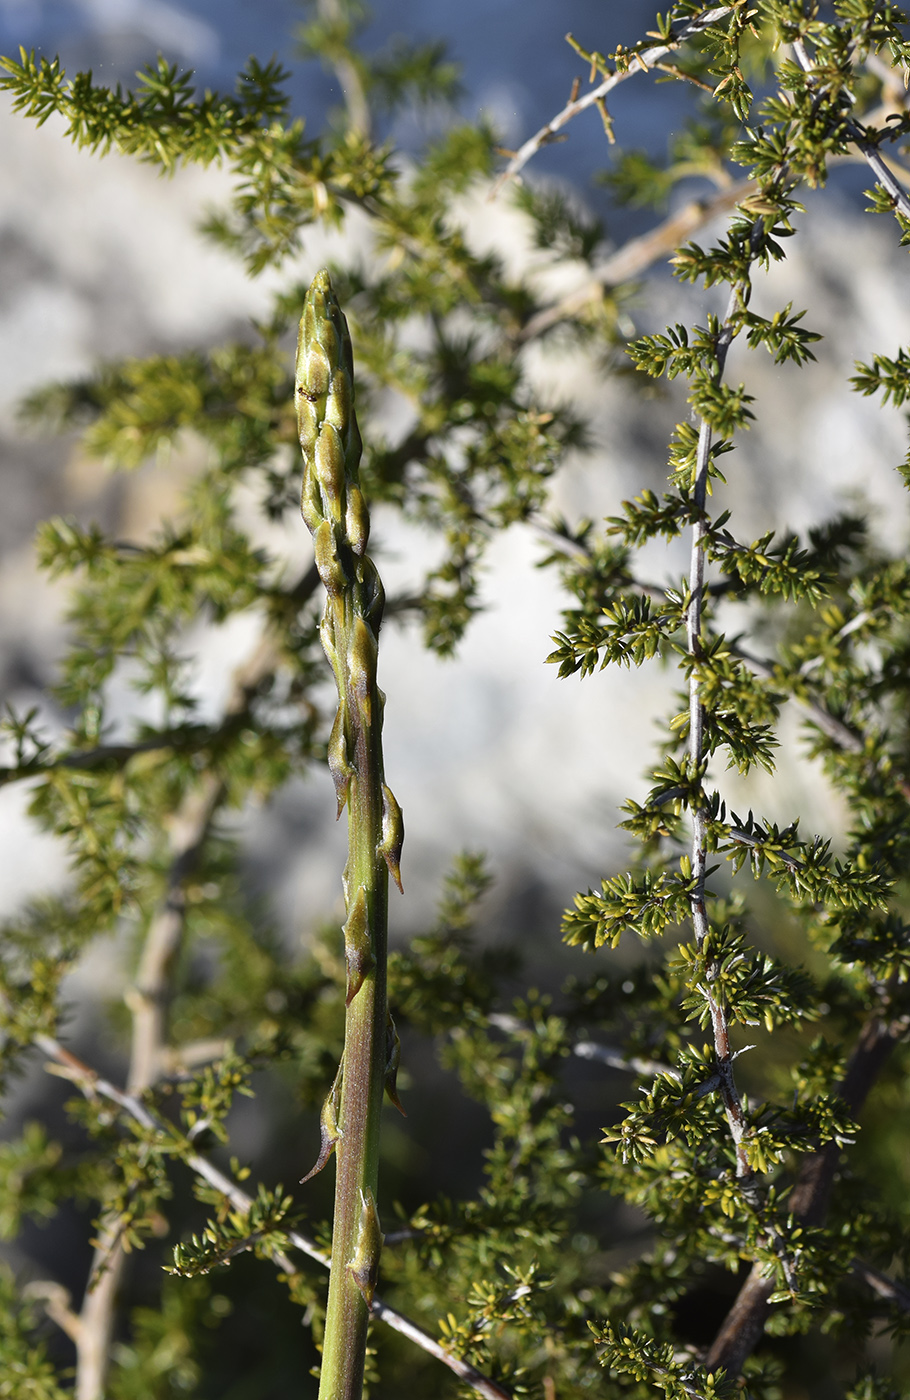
xmin=490 ymin=7 xmax=733 ymax=197
xmin=852 ymin=1259 xmax=910 ymax=1312
xmin=572 ymin=1040 xmax=678 ymax=1078
xmin=538 ymin=520 xmax=910 ymax=799
xmin=23 ymin=1281 xmax=83 ymax=1344
xmin=685 ymin=277 xmax=756 ymax=1186
xmin=791 ymin=38 xmax=910 ymax=221
xmin=490 ymin=1011 xmax=723 ymax=1089
xmin=731 ymin=646 xmax=865 ymax=754
xmin=488 ymin=1011 xmax=680 ymax=1080
xmin=159 ymin=1037 xmax=233 ymax=1075
xmin=725 ymin=826 xmax=804 ymax=870
xmin=733 ymin=644 xmax=910 ymax=802
xmin=31 ymin=1032 xmax=512 ymax=1400
xmin=0 ymin=731 xmax=211 ymax=787
xmin=0 ymin=564 xmax=320 ymax=792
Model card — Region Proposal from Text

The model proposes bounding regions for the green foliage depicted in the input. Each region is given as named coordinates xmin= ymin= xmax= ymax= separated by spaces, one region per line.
xmin=592 ymin=1321 xmax=738 ymax=1399
xmin=0 ymin=1123 xmax=66 ymax=1239
xmin=0 ymin=1268 xmax=69 ymax=1400
xmin=1 ymin=1 xmax=910 ymax=1397
xmin=108 ymin=1278 xmax=231 ymax=1400
xmin=0 ymin=49 xmax=292 ymax=166
xmin=170 ymin=1183 xmax=296 ymax=1278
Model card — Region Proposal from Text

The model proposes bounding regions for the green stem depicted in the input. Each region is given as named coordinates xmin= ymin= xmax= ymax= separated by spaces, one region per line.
xmin=296 ymin=270 xmax=403 ymax=1400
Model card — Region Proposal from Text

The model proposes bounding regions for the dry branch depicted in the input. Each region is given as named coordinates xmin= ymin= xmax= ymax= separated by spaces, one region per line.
xmin=32 ymin=1032 xmax=512 ymax=1400
xmin=491 ymin=7 xmax=733 ymax=196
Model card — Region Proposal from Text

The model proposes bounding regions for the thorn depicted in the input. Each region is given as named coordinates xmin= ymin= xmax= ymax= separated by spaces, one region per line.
xmin=299 ymin=1120 xmax=337 ymax=1184
xmin=378 ymin=783 xmax=404 ymax=893
xmin=384 ymin=1011 xmax=406 ymax=1116
xmin=327 ymin=705 xmax=352 ymax=818
xmin=300 ymin=1060 xmax=343 ymax=1183
xmin=347 ymin=1189 xmax=382 ymax=1309
xmin=343 ymin=886 xmax=374 ymax=1005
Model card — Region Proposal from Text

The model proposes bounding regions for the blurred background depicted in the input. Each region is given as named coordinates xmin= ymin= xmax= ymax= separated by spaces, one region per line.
xmin=1 ymin=5 xmax=910 ymax=1392
xmin=1 ymin=0 xmax=908 ymax=942
xmin=0 ymin=0 xmax=703 ymax=943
